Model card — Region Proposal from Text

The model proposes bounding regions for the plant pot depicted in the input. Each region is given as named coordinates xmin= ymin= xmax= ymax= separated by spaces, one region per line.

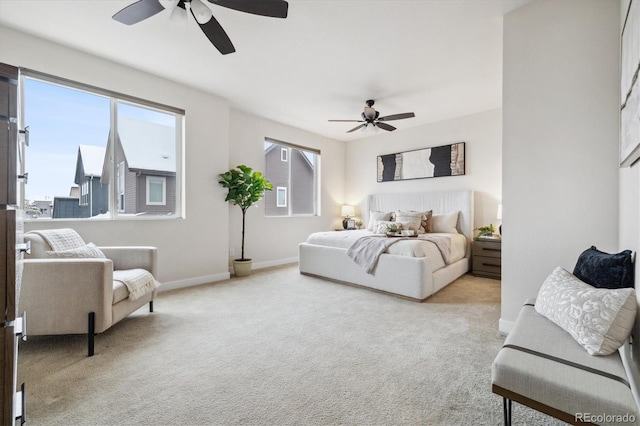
xmin=233 ymin=259 xmax=253 ymax=277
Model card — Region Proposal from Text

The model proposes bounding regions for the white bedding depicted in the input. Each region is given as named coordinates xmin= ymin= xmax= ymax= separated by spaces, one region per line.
xmin=305 ymin=230 xmax=467 ymax=271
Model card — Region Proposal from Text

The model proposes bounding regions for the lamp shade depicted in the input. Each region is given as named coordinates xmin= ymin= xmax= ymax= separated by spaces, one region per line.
xmin=341 ymin=205 xmax=355 ymax=217
xmin=497 ymin=204 xmax=503 ymax=220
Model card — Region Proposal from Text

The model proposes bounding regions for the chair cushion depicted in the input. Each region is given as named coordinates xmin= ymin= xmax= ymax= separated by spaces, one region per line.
xmin=112 ymin=280 xmax=129 ymax=304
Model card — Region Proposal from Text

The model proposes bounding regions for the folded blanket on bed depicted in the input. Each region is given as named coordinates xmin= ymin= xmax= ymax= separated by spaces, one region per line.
xmin=346 ymin=236 xmax=407 ymax=274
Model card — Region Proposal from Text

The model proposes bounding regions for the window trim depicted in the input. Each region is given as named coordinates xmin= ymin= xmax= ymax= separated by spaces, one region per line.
xmin=276 ymin=186 xmax=287 ymax=207
xmin=281 ymin=147 xmax=288 ymax=162
xmin=146 ymin=176 xmax=167 ymax=206
xmin=20 ymin=69 xmax=185 ymax=221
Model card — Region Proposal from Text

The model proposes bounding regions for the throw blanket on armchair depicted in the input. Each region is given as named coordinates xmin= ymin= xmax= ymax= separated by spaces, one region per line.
xmin=114 ymin=269 xmax=159 ymax=301
xmin=31 ymin=228 xmax=86 ymax=251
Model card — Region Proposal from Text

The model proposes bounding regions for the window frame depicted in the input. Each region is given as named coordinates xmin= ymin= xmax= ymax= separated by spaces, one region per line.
xmin=146 ymin=176 xmax=167 ymax=206
xmin=276 ymin=186 xmax=287 ymax=207
xmin=20 ymin=68 xmax=185 ymax=221
xmin=264 ymin=137 xmax=320 ymax=217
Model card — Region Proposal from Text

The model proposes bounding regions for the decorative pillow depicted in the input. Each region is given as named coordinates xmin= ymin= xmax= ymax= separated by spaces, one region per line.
xmin=367 ymin=211 xmax=392 ymax=231
xmin=535 ymin=267 xmax=636 ymax=356
xmin=573 ymin=246 xmax=634 ymax=289
xmin=375 ymin=221 xmax=400 ymax=234
xmin=431 ymin=211 xmax=459 ymax=234
xmin=46 ymin=242 xmax=107 ymax=259
xmin=394 ymin=210 xmax=423 ymax=234
xmin=422 ymin=210 xmax=433 ymax=233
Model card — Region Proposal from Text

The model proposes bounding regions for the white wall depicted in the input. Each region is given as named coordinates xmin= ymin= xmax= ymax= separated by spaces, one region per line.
xmin=228 ymin=110 xmax=345 ymax=268
xmin=501 ymin=0 xmax=620 ymax=331
xmin=0 ymin=26 xmax=345 ymax=289
xmin=345 ymin=108 xmax=502 ymax=230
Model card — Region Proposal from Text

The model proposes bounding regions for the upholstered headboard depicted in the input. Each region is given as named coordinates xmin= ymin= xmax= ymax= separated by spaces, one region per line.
xmin=366 ymin=190 xmax=474 ymax=241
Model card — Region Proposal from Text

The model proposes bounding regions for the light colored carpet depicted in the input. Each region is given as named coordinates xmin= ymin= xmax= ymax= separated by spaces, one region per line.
xmin=18 ymin=264 xmax=564 ymax=425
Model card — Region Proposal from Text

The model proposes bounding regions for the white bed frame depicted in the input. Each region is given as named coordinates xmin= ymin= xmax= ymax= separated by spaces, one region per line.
xmin=299 ymin=190 xmax=474 ymax=301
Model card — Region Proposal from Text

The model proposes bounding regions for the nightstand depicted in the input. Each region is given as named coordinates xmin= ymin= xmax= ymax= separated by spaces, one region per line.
xmin=472 ymin=239 xmax=501 ymax=280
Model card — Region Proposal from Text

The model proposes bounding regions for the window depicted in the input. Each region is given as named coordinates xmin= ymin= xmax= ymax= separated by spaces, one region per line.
xmin=146 ymin=176 xmax=166 ymax=205
xmin=117 ymin=161 xmax=125 ymax=212
xmin=276 ymin=187 xmax=287 ymax=207
xmin=21 ymin=72 xmax=184 ymax=220
xmin=264 ymin=138 xmax=320 ymax=216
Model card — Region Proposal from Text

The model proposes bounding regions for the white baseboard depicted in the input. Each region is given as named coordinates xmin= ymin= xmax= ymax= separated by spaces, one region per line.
xmin=159 ymin=272 xmax=231 ymax=292
xmin=227 ymin=257 xmax=299 ymax=273
xmin=498 ymin=318 xmax=514 ymax=335
xmin=160 ymin=258 xmax=299 ymax=292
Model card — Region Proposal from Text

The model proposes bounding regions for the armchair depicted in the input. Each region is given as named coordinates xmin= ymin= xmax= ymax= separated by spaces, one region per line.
xmin=19 ymin=229 xmax=160 ymax=356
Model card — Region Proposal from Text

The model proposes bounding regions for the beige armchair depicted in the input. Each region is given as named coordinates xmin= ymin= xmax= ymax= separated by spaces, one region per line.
xmin=19 ymin=229 xmax=160 ymax=356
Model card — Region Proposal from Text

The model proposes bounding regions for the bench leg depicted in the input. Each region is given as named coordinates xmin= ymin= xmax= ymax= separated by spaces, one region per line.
xmin=88 ymin=311 xmax=95 ymax=357
xmin=503 ymin=397 xmax=512 ymax=426
xmin=149 ymin=300 xmax=154 ymax=313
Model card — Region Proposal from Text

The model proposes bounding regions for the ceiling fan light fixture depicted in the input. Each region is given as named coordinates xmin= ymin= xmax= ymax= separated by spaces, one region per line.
xmin=190 ymin=0 xmax=213 ymax=24
xmin=169 ymin=4 xmax=188 ymax=24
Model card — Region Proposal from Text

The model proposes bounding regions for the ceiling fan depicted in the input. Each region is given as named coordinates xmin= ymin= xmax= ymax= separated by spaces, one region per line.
xmin=112 ymin=0 xmax=289 ymax=55
xmin=329 ymin=100 xmax=415 ymax=133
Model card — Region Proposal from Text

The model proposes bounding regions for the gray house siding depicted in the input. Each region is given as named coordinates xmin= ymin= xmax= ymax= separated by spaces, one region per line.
xmin=135 ymin=173 xmax=176 ymax=215
xmin=291 ymin=150 xmax=314 ymax=214
xmin=265 ymin=146 xmax=289 ymax=216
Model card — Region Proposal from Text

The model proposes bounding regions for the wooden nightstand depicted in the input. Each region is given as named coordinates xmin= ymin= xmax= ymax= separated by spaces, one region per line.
xmin=472 ymin=239 xmax=501 ymax=280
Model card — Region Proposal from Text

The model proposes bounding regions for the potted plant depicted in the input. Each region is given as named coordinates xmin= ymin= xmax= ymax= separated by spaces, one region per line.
xmin=218 ymin=165 xmax=273 ymax=276
xmin=474 ymin=224 xmax=496 ymax=239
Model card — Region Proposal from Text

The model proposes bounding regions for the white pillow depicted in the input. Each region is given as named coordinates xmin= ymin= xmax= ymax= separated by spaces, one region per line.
xmin=535 ymin=267 xmax=637 ymax=356
xmin=394 ymin=210 xmax=423 ymax=233
xmin=367 ymin=211 xmax=392 ymax=231
xmin=431 ymin=211 xmax=459 ymax=233
xmin=46 ymin=242 xmax=107 ymax=259
xmin=375 ymin=221 xmax=399 ymax=234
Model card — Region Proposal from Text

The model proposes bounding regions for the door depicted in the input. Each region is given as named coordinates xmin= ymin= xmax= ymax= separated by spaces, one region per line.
xmin=0 ymin=62 xmax=23 ymax=425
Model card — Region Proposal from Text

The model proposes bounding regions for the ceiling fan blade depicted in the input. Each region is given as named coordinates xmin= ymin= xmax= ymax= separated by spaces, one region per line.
xmin=376 ymin=122 xmax=396 ymax=132
xmin=192 ymin=9 xmax=236 ymax=55
xmin=347 ymin=124 xmax=366 ymax=133
xmin=113 ymin=0 xmax=165 ymax=25
xmin=328 ymin=120 xmax=364 ymax=122
xmin=377 ymin=112 xmax=416 ymax=122
xmin=208 ymin=0 xmax=288 ymax=18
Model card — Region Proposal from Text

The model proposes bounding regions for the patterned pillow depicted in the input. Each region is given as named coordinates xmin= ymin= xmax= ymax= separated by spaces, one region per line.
xmin=535 ymin=267 xmax=636 ymax=356
xmin=367 ymin=211 xmax=392 ymax=231
xmin=394 ymin=210 xmax=423 ymax=233
xmin=46 ymin=242 xmax=107 ymax=259
xmin=375 ymin=221 xmax=399 ymax=234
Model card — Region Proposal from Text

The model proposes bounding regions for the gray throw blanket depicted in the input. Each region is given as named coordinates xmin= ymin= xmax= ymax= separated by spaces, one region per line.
xmin=346 ymin=236 xmax=407 ymax=274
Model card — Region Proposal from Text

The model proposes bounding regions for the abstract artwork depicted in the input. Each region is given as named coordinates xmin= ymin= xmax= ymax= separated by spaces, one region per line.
xmin=621 ymin=0 xmax=640 ymax=167
xmin=377 ymin=142 xmax=465 ymax=182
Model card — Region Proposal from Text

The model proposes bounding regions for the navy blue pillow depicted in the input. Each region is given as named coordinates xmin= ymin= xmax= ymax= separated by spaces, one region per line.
xmin=573 ymin=246 xmax=634 ymax=289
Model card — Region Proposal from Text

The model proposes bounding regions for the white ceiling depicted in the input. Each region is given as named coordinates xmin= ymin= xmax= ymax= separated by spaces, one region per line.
xmin=0 ymin=0 xmax=529 ymax=141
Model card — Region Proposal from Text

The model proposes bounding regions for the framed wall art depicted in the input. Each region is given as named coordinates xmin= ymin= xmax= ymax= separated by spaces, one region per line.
xmin=377 ymin=142 xmax=465 ymax=182
xmin=621 ymin=0 xmax=640 ymax=167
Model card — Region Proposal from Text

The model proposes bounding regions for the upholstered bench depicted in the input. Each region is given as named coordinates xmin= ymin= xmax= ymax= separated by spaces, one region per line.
xmin=492 ymin=299 xmax=638 ymax=425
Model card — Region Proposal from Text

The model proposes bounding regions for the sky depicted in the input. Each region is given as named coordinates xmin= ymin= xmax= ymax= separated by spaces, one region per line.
xmin=24 ymin=77 xmax=175 ymax=202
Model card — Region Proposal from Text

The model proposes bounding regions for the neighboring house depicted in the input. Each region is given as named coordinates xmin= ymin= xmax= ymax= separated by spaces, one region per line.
xmin=32 ymin=199 xmax=52 ymax=218
xmin=101 ymin=117 xmax=176 ymax=216
xmin=74 ymin=144 xmax=108 ymax=217
xmin=264 ymin=144 xmax=314 ymax=216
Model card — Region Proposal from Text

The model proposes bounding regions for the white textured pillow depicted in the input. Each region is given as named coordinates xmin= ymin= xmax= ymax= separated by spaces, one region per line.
xmin=375 ymin=221 xmax=399 ymax=234
xmin=394 ymin=210 xmax=423 ymax=233
xmin=367 ymin=211 xmax=392 ymax=231
xmin=46 ymin=242 xmax=107 ymax=259
xmin=535 ymin=267 xmax=637 ymax=356
xmin=431 ymin=211 xmax=459 ymax=234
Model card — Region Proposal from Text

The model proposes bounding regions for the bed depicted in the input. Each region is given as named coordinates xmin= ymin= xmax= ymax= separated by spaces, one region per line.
xmin=298 ymin=190 xmax=474 ymax=301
